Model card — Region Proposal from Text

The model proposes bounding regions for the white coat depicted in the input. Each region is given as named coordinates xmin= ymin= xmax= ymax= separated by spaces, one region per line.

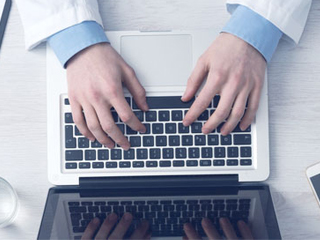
xmin=16 ymin=0 xmax=312 ymax=50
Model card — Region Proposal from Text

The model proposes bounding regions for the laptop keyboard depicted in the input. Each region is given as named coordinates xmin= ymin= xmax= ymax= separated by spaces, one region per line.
xmin=67 ymin=197 xmax=251 ymax=238
xmin=62 ymin=95 xmax=253 ymax=171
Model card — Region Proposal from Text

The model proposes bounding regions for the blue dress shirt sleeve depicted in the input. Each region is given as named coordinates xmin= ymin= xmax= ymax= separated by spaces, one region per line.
xmin=48 ymin=21 xmax=109 ymax=68
xmin=222 ymin=5 xmax=283 ymax=62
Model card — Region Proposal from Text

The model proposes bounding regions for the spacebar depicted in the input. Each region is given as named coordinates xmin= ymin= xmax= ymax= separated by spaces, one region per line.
xmin=141 ymin=96 xmax=195 ymax=109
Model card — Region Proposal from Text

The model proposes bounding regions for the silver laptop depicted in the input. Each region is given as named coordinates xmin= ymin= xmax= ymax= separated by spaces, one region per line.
xmin=46 ymin=29 xmax=269 ymax=186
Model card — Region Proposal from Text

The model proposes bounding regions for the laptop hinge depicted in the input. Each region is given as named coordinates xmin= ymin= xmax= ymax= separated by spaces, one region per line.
xmin=79 ymin=175 xmax=239 ymax=189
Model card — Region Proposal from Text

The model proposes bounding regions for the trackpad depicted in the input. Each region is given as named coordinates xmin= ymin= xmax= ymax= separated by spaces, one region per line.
xmin=120 ymin=34 xmax=193 ymax=88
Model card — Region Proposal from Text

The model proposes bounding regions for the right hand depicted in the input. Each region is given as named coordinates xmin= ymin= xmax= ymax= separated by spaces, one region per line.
xmin=67 ymin=43 xmax=149 ymax=150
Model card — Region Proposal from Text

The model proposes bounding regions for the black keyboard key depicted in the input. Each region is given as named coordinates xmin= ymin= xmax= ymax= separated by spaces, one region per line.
xmin=216 ymin=122 xmax=224 ymax=133
xmin=137 ymin=149 xmax=148 ymax=159
xmin=126 ymin=126 xmax=137 ymax=135
xmin=64 ymin=98 xmax=70 ymax=105
xmin=163 ymin=148 xmax=174 ymax=159
xmin=200 ymin=160 xmax=211 ymax=166
xmin=240 ymin=159 xmax=252 ymax=166
xmin=214 ymin=147 xmax=225 ymax=158
xmin=79 ymin=162 xmax=90 ymax=169
xmin=75 ymin=126 xmax=82 ymax=136
xmin=208 ymin=135 xmax=219 ymax=145
xmin=165 ymin=123 xmax=176 ymax=133
xmin=156 ymin=136 xmax=167 ymax=146
xmin=149 ymin=149 xmax=161 ymax=159
xmin=240 ymin=147 xmax=252 ymax=157
xmin=73 ymin=227 xmax=85 ymax=233
xmin=172 ymin=110 xmax=183 ymax=121
xmin=88 ymin=206 xmax=99 ymax=212
xmin=133 ymin=161 xmax=144 ymax=168
xmin=173 ymin=160 xmax=185 ymax=167
xmin=182 ymin=135 xmax=193 ymax=146
xmin=221 ymin=135 xmax=232 ymax=145
xmin=198 ymin=110 xmax=209 ymax=121
xmin=178 ymin=123 xmax=189 ymax=133
xmin=98 ymin=150 xmax=109 ymax=160
xmin=144 ymin=96 xmax=194 ymax=109
xmin=213 ymin=160 xmax=225 ymax=166
xmin=189 ymin=148 xmax=200 ymax=158
xmin=187 ymin=160 xmax=198 ymax=167
xmin=191 ymin=122 xmax=202 ymax=133
xmin=175 ymin=148 xmax=187 ymax=158
xmin=82 ymin=213 xmax=94 ymax=219
xmin=227 ymin=159 xmax=238 ymax=166
xmin=65 ymin=125 xmax=76 ymax=148
xmin=66 ymin=150 xmax=83 ymax=161
xmin=152 ymin=123 xmax=164 ymax=134
xmin=124 ymin=149 xmax=135 ymax=159
xmin=78 ymin=138 xmax=89 ymax=148
xmin=146 ymin=161 xmax=158 ymax=167
xmin=85 ymin=150 xmax=96 ymax=160
xmin=160 ymin=161 xmax=171 ymax=167
xmin=143 ymin=136 xmax=154 ymax=146
xmin=227 ymin=147 xmax=239 ymax=158
xmin=146 ymin=111 xmax=157 ymax=121
xmin=65 ymin=112 xmax=74 ymax=123
xmin=117 ymin=124 xmax=125 ymax=134
xmin=66 ymin=163 xmax=77 ymax=169
xmin=120 ymin=162 xmax=131 ymax=168
xmin=91 ymin=140 xmax=102 ymax=148
xmin=92 ymin=162 xmax=104 ymax=168
xmin=111 ymin=111 xmax=118 ymax=122
xmin=233 ymin=124 xmax=251 ymax=132
xmin=213 ymin=95 xmax=220 ymax=108
xmin=201 ymin=148 xmax=212 ymax=158
xmin=130 ymin=136 xmax=141 ymax=147
xmin=159 ymin=111 xmax=170 ymax=121
xmin=195 ymin=135 xmax=206 ymax=146
xmin=111 ymin=149 xmax=122 ymax=160
xmin=100 ymin=206 xmax=111 ymax=212
xmin=141 ymin=123 xmax=151 ymax=134
xmin=169 ymin=135 xmax=180 ymax=146
xmin=234 ymin=134 xmax=251 ymax=145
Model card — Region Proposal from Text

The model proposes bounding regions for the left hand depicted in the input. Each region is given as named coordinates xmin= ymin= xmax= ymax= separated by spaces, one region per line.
xmin=182 ymin=33 xmax=266 ymax=135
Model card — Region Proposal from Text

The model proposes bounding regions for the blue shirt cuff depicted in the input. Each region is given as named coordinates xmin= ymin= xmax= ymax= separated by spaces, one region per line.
xmin=48 ymin=21 xmax=109 ymax=68
xmin=222 ymin=5 xmax=283 ymax=62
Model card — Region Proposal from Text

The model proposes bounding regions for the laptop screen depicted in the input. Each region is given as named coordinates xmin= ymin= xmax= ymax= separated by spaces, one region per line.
xmin=38 ymin=185 xmax=280 ymax=240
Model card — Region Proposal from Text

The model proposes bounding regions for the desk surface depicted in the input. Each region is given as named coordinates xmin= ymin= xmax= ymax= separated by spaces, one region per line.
xmin=1 ymin=1 xmax=320 ymax=239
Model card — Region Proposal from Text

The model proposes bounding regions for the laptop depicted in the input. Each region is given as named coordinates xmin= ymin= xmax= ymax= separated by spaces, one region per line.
xmin=46 ymin=28 xmax=269 ymax=186
xmin=38 ymin=179 xmax=281 ymax=239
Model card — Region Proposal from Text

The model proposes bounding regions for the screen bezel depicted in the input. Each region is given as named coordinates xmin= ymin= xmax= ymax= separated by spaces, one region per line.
xmin=306 ymin=162 xmax=320 ymax=207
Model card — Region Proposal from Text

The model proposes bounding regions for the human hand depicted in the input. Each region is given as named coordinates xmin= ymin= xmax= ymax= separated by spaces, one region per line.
xmin=183 ymin=217 xmax=254 ymax=240
xmin=67 ymin=43 xmax=148 ymax=150
xmin=182 ymin=33 xmax=266 ymax=135
xmin=81 ymin=213 xmax=151 ymax=240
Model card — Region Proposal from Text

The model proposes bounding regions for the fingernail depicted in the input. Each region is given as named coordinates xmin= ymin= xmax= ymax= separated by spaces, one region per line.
xmin=202 ymin=128 xmax=210 ymax=134
xmin=93 ymin=217 xmax=100 ymax=224
xmin=202 ymin=218 xmax=210 ymax=227
xmin=109 ymin=213 xmax=118 ymax=221
xmin=124 ymin=213 xmax=132 ymax=222
xmin=183 ymin=223 xmax=191 ymax=230
xmin=123 ymin=144 xmax=130 ymax=151
xmin=183 ymin=120 xmax=191 ymax=127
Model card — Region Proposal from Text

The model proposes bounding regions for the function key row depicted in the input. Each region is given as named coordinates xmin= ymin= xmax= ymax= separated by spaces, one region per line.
xmin=65 ymin=159 xmax=252 ymax=169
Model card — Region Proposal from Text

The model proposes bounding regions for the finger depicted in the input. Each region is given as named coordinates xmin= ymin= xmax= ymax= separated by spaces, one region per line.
xmin=201 ymin=218 xmax=222 ymax=239
xmin=183 ymin=235 xmax=189 ymax=240
xmin=108 ymin=212 xmax=133 ymax=240
xmin=123 ymin=66 xmax=149 ymax=111
xmin=82 ymin=105 xmax=114 ymax=148
xmin=219 ymin=218 xmax=238 ymax=240
xmin=81 ymin=217 xmax=100 ymax=240
xmin=202 ymin=90 xmax=237 ymax=134
xmin=111 ymin=97 xmax=146 ymax=133
xmin=181 ymin=56 xmax=208 ymax=102
xmin=95 ymin=106 xmax=130 ymax=150
xmin=70 ymin=101 xmax=95 ymax=141
xmin=94 ymin=213 xmax=118 ymax=240
xmin=237 ymin=220 xmax=254 ymax=239
xmin=239 ymin=82 xmax=263 ymax=131
xmin=183 ymin=223 xmax=202 ymax=240
xmin=183 ymin=76 xmax=219 ymax=126
xmin=220 ymin=90 xmax=248 ymax=135
xmin=130 ymin=220 xmax=149 ymax=239
xmin=143 ymin=231 xmax=152 ymax=240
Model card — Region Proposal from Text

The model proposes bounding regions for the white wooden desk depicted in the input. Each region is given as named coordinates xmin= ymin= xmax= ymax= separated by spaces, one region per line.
xmin=0 ymin=1 xmax=320 ymax=239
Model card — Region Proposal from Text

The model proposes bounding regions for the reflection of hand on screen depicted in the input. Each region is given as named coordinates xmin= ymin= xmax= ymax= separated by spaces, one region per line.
xmin=183 ymin=217 xmax=254 ymax=240
xmin=81 ymin=213 xmax=151 ymax=240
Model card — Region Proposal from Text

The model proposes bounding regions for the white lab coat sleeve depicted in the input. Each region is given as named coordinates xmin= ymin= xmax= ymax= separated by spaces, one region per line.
xmin=226 ymin=0 xmax=312 ymax=43
xmin=15 ymin=0 xmax=103 ymax=50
